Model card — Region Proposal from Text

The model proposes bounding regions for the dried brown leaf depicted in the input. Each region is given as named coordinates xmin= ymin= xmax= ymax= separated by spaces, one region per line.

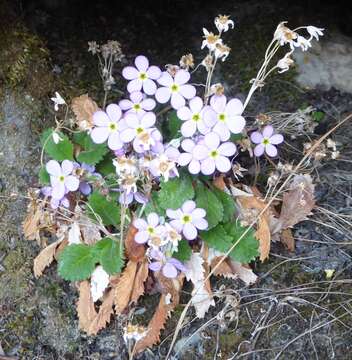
xmin=278 ymin=174 xmax=315 ymax=229
xmin=77 ymin=280 xmax=98 ymax=332
xmin=281 ymin=228 xmax=295 ymax=251
xmin=213 ymin=175 xmax=226 ymax=190
xmin=229 ymin=260 xmax=258 ymax=285
xmin=113 ymin=260 xmax=137 ymax=314
xmin=210 ymin=256 xmax=238 ymax=279
xmin=54 ymin=238 xmax=68 ymax=261
xmin=33 ymin=240 xmax=61 ymax=278
xmin=23 ymin=206 xmax=42 ymax=241
xmin=125 ymin=224 xmax=145 ymax=262
xmin=87 ymin=288 xmax=115 ymax=335
xmin=71 ymin=94 xmax=99 ymax=130
xmin=81 ymin=221 xmax=101 ymax=245
xmin=130 ymin=259 xmax=149 ymax=304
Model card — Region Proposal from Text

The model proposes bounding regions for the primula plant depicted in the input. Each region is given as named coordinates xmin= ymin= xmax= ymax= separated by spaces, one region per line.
xmin=24 ymin=17 xmax=323 ymax=354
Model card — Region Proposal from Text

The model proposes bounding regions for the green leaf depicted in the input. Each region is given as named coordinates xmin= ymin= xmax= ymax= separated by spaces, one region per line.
xmin=58 ymin=244 xmax=97 ymax=281
xmin=223 ymin=222 xmax=259 ymax=263
xmin=73 ymin=132 xmax=109 ymax=165
xmin=144 ymin=191 xmax=166 ymax=216
xmin=88 ymin=191 xmax=120 ymax=227
xmin=39 ymin=166 xmax=50 ymax=185
xmin=166 ymin=111 xmax=182 ymax=140
xmin=158 ymin=175 xmax=195 ymax=210
xmin=200 ymin=224 xmax=233 ymax=253
xmin=312 ymin=110 xmax=325 ymax=123
xmin=212 ymin=187 xmax=236 ymax=223
xmin=230 ymin=133 xmax=244 ymax=142
xmin=172 ymin=240 xmax=192 ymax=262
xmin=200 ymin=222 xmax=259 ymax=263
xmin=94 ymin=237 xmax=124 ymax=274
xmin=96 ymin=152 xmax=116 ymax=176
xmin=195 ymin=183 xmax=223 ymax=229
xmin=40 ymin=128 xmax=74 ymax=161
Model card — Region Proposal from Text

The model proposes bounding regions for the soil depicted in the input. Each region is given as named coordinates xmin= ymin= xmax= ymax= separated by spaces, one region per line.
xmin=0 ymin=1 xmax=351 ymax=359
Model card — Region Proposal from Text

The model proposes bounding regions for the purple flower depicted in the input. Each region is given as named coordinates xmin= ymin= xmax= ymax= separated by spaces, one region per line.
xmin=177 ymin=96 xmax=210 ymax=137
xmin=119 ymin=91 xmax=156 ymax=114
xmin=133 ymin=213 xmax=165 ymax=244
xmin=204 ymin=95 xmax=246 ymax=141
xmin=193 ymin=132 xmax=237 ymax=175
xmin=250 ymin=125 xmax=284 ymax=157
xmin=119 ymin=190 xmax=147 ymax=205
xmin=148 ymin=248 xmax=186 ymax=278
xmin=120 ymin=112 xmax=160 ymax=153
xmin=46 ymin=160 xmax=79 ymax=200
xmin=41 ymin=186 xmax=69 ymax=209
xmin=74 ymin=163 xmax=101 ymax=196
xmin=166 ymin=200 xmax=208 ymax=240
xmin=91 ymin=104 xmax=125 ymax=150
xmin=177 ymin=138 xmax=204 ymax=175
xmin=155 ymin=70 xmax=196 ymax=110
xmin=122 ymin=55 xmax=161 ymax=95
xmin=149 ymin=146 xmax=180 ymax=181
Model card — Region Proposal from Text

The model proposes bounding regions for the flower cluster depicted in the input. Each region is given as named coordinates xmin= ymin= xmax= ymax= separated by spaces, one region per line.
xmin=134 ymin=200 xmax=208 ymax=278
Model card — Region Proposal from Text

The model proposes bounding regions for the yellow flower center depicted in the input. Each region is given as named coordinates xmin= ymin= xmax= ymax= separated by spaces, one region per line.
xmin=182 ymin=215 xmax=192 ymax=224
xmin=263 ymin=138 xmax=270 ymax=145
xmin=171 ymin=84 xmax=179 ymax=93
xmin=218 ymin=113 xmax=226 ymax=122
xmin=109 ymin=122 xmax=118 ymax=131
xmin=147 ymin=226 xmax=155 ymax=235
xmin=133 ymin=103 xmax=141 ymax=111
xmin=136 ymin=127 xmax=144 ymax=134
xmin=210 ymin=150 xmax=219 ymax=158
xmin=192 ymin=113 xmax=200 ymax=122
xmin=139 ymin=72 xmax=148 ymax=81
xmin=59 ymin=175 xmax=65 ymax=182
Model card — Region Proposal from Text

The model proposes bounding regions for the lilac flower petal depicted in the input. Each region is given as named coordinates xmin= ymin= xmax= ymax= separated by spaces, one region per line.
xmin=210 ymin=95 xmax=227 ymax=113
xmin=157 ymin=72 xmax=173 ymax=87
xmin=182 ymin=200 xmax=196 ymax=213
xmin=193 ymin=144 xmax=209 ymax=161
xmin=143 ymin=79 xmax=157 ymax=95
xmin=150 ymin=248 xmax=163 ymax=259
xmin=146 ymin=65 xmax=161 ymax=80
xmin=122 ymin=66 xmax=139 ymax=80
xmin=179 ymin=84 xmax=196 ymax=99
xmin=91 ymin=127 xmax=110 ymax=144
xmin=106 ymin=104 xmax=122 ymax=122
xmin=134 ymin=218 xmax=148 ymax=230
xmin=177 ymin=106 xmax=192 ymax=121
xmin=193 ymin=217 xmax=208 ymax=230
xmin=189 ymin=96 xmax=203 ymax=113
xmin=263 ymin=125 xmax=274 ymax=138
xmin=93 ymin=111 xmax=110 ymax=126
xmin=141 ymin=98 xmax=156 ymax=111
xmin=41 ymin=186 xmax=52 ymax=197
xmin=183 ymin=223 xmax=197 ymax=240
xmin=130 ymin=91 xmax=143 ymax=104
xmin=46 ymin=160 xmax=61 ymax=176
xmin=265 ymin=144 xmax=278 ymax=157
xmin=119 ymin=99 xmax=133 ymax=110
xmin=203 ymin=106 xmax=217 ymax=127
xmin=204 ymin=132 xmax=220 ymax=150
xmin=119 ymin=192 xmax=133 ymax=205
xmin=51 ymin=182 xmax=65 ymax=200
xmin=227 ymin=115 xmax=246 ymax=134
xmin=127 ymin=78 xmax=142 ymax=93
xmin=250 ymin=131 xmax=263 ymax=144
xmin=168 ymin=258 xmax=187 ymax=272
xmin=155 ymin=87 xmax=171 ymax=104
xmin=50 ymin=198 xmax=60 ymax=209
xmin=178 ymin=152 xmax=192 ymax=166
xmin=166 ymin=209 xmax=183 ymax=219
xmin=147 ymin=212 xmax=159 ymax=227
xmin=135 ymin=55 xmax=149 ymax=72
xmin=141 ymin=112 xmax=156 ymax=128
xmin=254 ymin=144 xmax=265 ymax=157
xmin=171 ymin=93 xmax=185 ymax=110
xmin=215 ymin=156 xmax=231 ymax=173
xmin=169 ymin=219 xmax=183 ymax=232
xmin=181 ymin=120 xmax=196 ymax=137
xmin=181 ymin=139 xmax=195 ymax=152
xmin=135 ymin=192 xmax=148 ymax=204
xmin=201 ymin=158 xmax=216 ymax=175
xmin=165 ymin=146 xmax=180 ymax=160
xmin=61 ymin=197 xmax=70 ymax=208
xmin=218 ymin=142 xmax=236 ymax=156
xmin=197 ymin=120 xmax=211 ymax=135
xmin=108 ymin=132 xmax=123 ymax=150
xmin=61 ymin=160 xmax=73 ymax=176
xmin=135 ymin=230 xmax=149 ymax=244
xmin=65 ymin=175 xmax=79 ymax=191
xmin=270 ymin=134 xmax=284 ymax=145
xmin=149 ymin=261 xmax=162 ymax=272
xmin=213 ymin=122 xmax=230 ymax=141
xmin=188 ymin=159 xmax=201 ymax=174
xmin=191 ymin=208 xmax=206 ymax=219
xmin=125 ymin=113 xmax=139 ymax=128
xmin=79 ymin=181 xmax=91 ymax=195
xmin=174 ymin=69 xmax=190 ymax=85
xmin=225 ymin=98 xmax=244 ymax=115
xmin=162 ymin=262 xmax=178 ymax=278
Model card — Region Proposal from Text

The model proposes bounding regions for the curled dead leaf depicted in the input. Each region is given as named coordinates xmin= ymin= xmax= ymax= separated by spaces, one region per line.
xmin=33 ymin=240 xmax=61 ymax=278
xmin=77 ymin=280 xmax=98 ymax=332
xmin=125 ymin=224 xmax=145 ymax=262
xmin=210 ymin=256 xmax=238 ymax=279
xmin=228 ymin=260 xmax=258 ymax=285
xmin=130 ymin=259 xmax=149 ymax=304
xmin=71 ymin=94 xmax=99 ymax=131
